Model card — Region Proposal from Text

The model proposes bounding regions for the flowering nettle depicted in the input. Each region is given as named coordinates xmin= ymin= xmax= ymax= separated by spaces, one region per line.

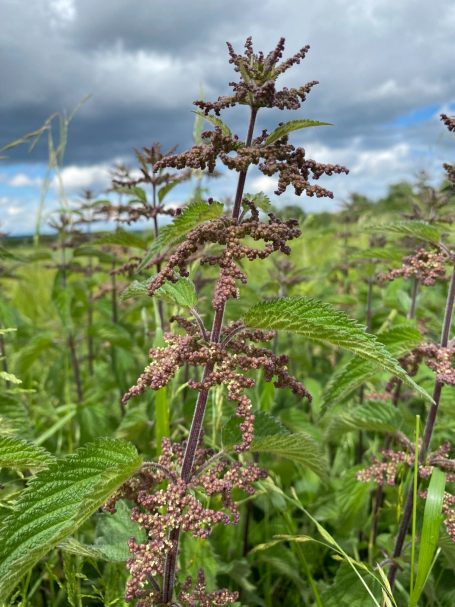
xmin=357 ymin=437 xmax=455 ymax=543
xmin=105 ymin=439 xmax=266 ymax=604
xmin=110 ymin=36 xmax=348 ymax=605
xmin=379 ymin=248 xmax=451 ymax=286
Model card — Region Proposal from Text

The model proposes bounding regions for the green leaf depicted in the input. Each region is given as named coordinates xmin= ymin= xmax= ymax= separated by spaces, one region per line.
xmin=112 ymin=185 xmax=147 ymax=203
xmin=409 ymin=468 xmax=446 ymax=607
xmin=322 ymin=324 xmax=422 ymax=410
xmin=64 ymin=554 xmax=83 ymax=607
xmin=251 ymin=433 xmax=328 ymax=479
xmin=243 ymin=192 xmax=272 ymax=213
xmin=0 ymin=371 xmax=22 ymax=385
xmin=326 ymin=402 xmax=403 ymax=439
xmin=0 ymin=438 xmax=142 ymax=599
xmin=349 ymin=247 xmax=407 ymax=263
xmin=320 ymin=564 xmax=383 ymax=607
xmin=192 ymin=110 xmax=232 ymax=137
xmin=158 ymin=179 xmax=183 ymax=204
xmin=120 ymin=278 xmax=151 ymax=301
xmin=243 ymin=298 xmax=430 ymax=403
xmin=367 ymin=221 xmax=442 ymax=245
xmin=223 ymin=411 xmax=289 ymax=446
xmin=120 ymin=276 xmax=197 ymax=308
xmin=223 ymin=412 xmax=328 ymax=479
xmin=94 ymin=228 xmax=148 ymax=250
xmin=61 ymin=500 xmax=146 ymax=562
xmin=265 ymin=120 xmax=332 ymax=145
xmin=155 ymin=277 xmax=198 ymax=308
xmin=0 ymin=328 xmax=16 ymax=336
xmin=0 ymin=394 xmax=31 ymax=438
xmin=137 ymin=199 xmax=224 ymax=271
xmin=0 ymin=437 xmax=53 ymax=470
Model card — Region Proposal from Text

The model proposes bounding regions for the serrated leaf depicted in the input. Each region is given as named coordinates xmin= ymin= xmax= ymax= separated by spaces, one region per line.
xmin=244 ymin=298 xmax=430 ymax=403
xmin=193 ymin=110 xmax=232 ymax=137
xmin=223 ymin=411 xmax=289 ymax=446
xmin=61 ymin=500 xmax=146 ymax=562
xmin=0 ymin=438 xmax=142 ymax=599
xmin=155 ymin=278 xmax=197 ymax=308
xmin=409 ymin=468 xmax=445 ymax=607
xmin=243 ymin=192 xmax=272 ymax=213
xmin=120 ymin=276 xmax=197 ymax=308
xmin=251 ymin=433 xmax=328 ymax=479
xmin=367 ymin=221 xmax=442 ymax=245
xmin=0 ymin=436 xmax=53 ymax=470
xmin=265 ymin=120 xmax=332 ymax=145
xmin=322 ymin=325 xmax=422 ymax=410
xmin=223 ymin=412 xmax=327 ymax=479
xmin=94 ymin=228 xmax=148 ymax=250
xmin=350 ymin=247 xmax=407 ymax=263
xmin=120 ymin=278 xmax=151 ymax=301
xmin=326 ymin=402 xmax=403 ymax=439
xmin=137 ymin=200 xmax=224 ymax=271
xmin=0 ymin=394 xmax=31 ymax=438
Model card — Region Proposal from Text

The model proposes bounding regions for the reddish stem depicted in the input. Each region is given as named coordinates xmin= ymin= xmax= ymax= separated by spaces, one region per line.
xmin=388 ymin=264 xmax=455 ymax=588
xmin=161 ymin=107 xmax=258 ymax=604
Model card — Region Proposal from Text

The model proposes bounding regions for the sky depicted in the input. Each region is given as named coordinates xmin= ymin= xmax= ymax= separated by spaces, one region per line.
xmin=1 ymin=0 xmax=454 ymax=235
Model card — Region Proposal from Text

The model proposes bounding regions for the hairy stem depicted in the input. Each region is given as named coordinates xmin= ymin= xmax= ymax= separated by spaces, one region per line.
xmin=388 ymin=264 xmax=455 ymax=588
xmin=161 ymin=107 xmax=258 ymax=604
xmin=371 ymin=275 xmax=419 ymax=546
xmin=152 ymin=182 xmax=165 ymax=329
xmin=408 ymin=278 xmax=419 ymax=320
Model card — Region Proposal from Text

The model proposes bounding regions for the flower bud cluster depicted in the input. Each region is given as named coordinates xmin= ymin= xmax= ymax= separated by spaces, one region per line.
xmin=441 ymin=114 xmax=455 ymax=186
xmin=178 ymin=570 xmax=238 ymax=606
xmin=416 ymin=343 xmax=455 ymax=386
xmin=194 ymin=37 xmax=316 ymax=113
xmin=358 ymin=440 xmax=455 ymax=542
xmin=105 ymin=439 xmax=265 ymax=604
xmin=379 ymin=248 xmax=450 ymax=286
xmin=155 ymin=132 xmax=348 ymax=199
xmin=122 ymin=322 xmax=311 ymax=452
xmin=146 ymin=208 xmax=301 ymax=312
xmin=389 ymin=343 xmax=455 ymax=388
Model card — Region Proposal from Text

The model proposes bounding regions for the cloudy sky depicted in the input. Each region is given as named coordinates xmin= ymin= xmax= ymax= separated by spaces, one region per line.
xmin=1 ymin=0 xmax=454 ymax=235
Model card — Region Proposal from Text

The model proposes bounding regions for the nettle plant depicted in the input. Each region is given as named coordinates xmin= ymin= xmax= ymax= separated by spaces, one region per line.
xmin=0 ymin=38 xmax=432 ymax=606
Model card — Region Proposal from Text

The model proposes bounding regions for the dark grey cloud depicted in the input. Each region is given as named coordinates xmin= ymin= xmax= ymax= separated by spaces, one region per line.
xmin=0 ymin=0 xmax=454 ymax=191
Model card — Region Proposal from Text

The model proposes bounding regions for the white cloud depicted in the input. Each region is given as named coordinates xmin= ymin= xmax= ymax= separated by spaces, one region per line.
xmin=6 ymin=206 xmax=24 ymax=216
xmin=350 ymin=143 xmax=411 ymax=176
xmin=53 ymin=163 xmax=111 ymax=192
xmin=8 ymin=173 xmax=42 ymax=187
xmin=49 ymin=0 xmax=76 ymax=24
